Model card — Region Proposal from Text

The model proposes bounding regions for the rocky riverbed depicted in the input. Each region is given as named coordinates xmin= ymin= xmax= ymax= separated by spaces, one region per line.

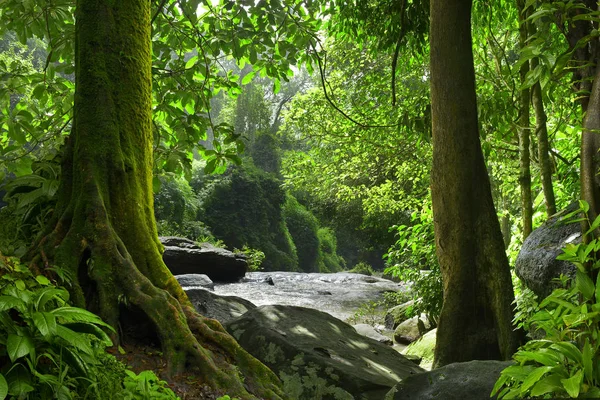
xmin=212 ymin=271 xmax=408 ymax=321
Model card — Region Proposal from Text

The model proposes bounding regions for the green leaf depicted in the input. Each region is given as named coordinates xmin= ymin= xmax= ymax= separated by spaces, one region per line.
xmin=0 ymin=296 xmax=26 ymax=312
xmin=560 ymin=369 xmax=583 ymax=398
xmin=0 ymin=373 xmax=7 ymax=400
xmin=35 ymin=288 xmax=67 ymax=310
xmin=530 ymin=374 xmax=563 ymax=397
xmin=576 ymin=269 xmax=595 ymax=300
xmin=7 ymin=334 xmax=34 ymax=362
xmin=51 ymin=306 xmax=111 ymax=328
xmin=34 ymin=275 xmax=50 ymax=286
xmin=64 ymin=322 xmax=112 ymax=346
xmin=241 ymin=70 xmax=255 ymax=85
xmin=582 ymin=339 xmax=593 ymax=382
xmin=55 ymin=325 xmax=93 ymax=355
xmin=520 ymin=365 xmax=554 ymax=394
xmin=14 ymin=280 xmax=25 ymax=291
xmin=550 ymin=342 xmax=582 ymax=364
xmin=6 ymin=365 xmax=33 ymax=396
xmin=32 ymin=311 xmax=57 ymax=337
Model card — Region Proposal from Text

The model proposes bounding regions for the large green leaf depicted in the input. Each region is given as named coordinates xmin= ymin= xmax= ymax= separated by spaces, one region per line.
xmin=7 ymin=334 xmax=34 ymax=362
xmin=576 ymin=270 xmax=595 ymax=300
xmin=0 ymin=373 xmax=7 ymax=400
xmin=55 ymin=325 xmax=93 ymax=356
xmin=32 ymin=311 xmax=57 ymax=337
xmin=530 ymin=373 xmax=563 ymax=397
xmin=561 ymin=369 xmax=583 ymax=398
xmin=520 ymin=365 xmax=554 ymax=394
xmin=0 ymin=296 xmax=26 ymax=312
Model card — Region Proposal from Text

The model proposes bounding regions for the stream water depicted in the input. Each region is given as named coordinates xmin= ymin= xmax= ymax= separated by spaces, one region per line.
xmin=213 ymin=271 xmax=407 ymax=322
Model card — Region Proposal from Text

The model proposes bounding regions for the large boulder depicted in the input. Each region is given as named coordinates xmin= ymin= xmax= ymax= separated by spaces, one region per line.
xmin=175 ymin=274 xmax=214 ymax=291
xmin=352 ymin=324 xmax=393 ymax=345
xmin=384 ymin=300 xmax=415 ymax=330
xmin=394 ymin=314 xmax=432 ymax=344
xmin=515 ymin=203 xmax=580 ymax=298
xmin=160 ymin=236 xmax=247 ymax=282
xmin=384 ymin=360 xmax=512 ymax=400
xmin=225 ymin=305 xmax=424 ymax=400
xmin=402 ymin=328 xmax=436 ymax=370
xmin=185 ymin=288 xmax=255 ymax=325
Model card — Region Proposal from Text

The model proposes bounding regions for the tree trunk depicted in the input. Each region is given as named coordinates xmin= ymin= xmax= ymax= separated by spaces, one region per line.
xmin=517 ymin=0 xmax=533 ymax=239
xmin=27 ymin=1 xmax=284 ymax=398
xmin=581 ymin=63 xmax=600 ymax=231
xmin=430 ymin=0 xmax=522 ymax=367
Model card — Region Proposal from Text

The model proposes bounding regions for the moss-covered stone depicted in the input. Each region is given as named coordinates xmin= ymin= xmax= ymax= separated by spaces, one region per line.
xmin=402 ymin=328 xmax=436 ymax=370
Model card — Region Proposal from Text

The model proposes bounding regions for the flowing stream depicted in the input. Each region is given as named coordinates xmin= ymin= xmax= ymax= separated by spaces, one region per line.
xmin=213 ymin=271 xmax=407 ymax=322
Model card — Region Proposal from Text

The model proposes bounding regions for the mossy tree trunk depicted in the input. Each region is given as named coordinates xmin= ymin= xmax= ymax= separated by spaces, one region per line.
xmin=28 ymin=1 xmax=284 ymax=398
xmin=429 ymin=0 xmax=522 ymax=367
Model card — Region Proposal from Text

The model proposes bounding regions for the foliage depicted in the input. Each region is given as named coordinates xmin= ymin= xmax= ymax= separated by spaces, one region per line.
xmin=233 ymin=246 xmax=265 ymax=272
xmin=0 ymin=160 xmax=60 ymax=257
xmin=316 ymin=227 xmax=345 ymax=272
xmin=384 ymin=202 xmax=443 ymax=323
xmin=198 ymin=164 xmax=298 ymax=271
xmin=493 ymin=202 xmax=600 ymax=399
xmin=345 ymin=301 xmax=383 ymax=326
xmin=283 ymin=195 xmax=321 ymax=272
xmin=122 ymin=370 xmax=179 ymax=400
xmin=348 ymin=262 xmax=375 ymax=276
xmin=0 ymin=255 xmax=116 ymax=399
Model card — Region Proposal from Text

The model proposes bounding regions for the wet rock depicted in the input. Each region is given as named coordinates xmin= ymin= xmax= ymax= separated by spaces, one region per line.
xmin=394 ymin=314 xmax=432 ymax=344
xmin=160 ymin=236 xmax=247 ymax=282
xmin=384 ymin=300 xmax=415 ymax=330
xmin=225 ymin=305 xmax=423 ymax=400
xmin=185 ymin=288 xmax=255 ymax=325
xmin=384 ymin=360 xmax=512 ymax=400
xmin=264 ymin=276 xmax=275 ymax=285
xmin=515 ymin=203 xmax=579 ymax=298
xmin=353 ymin=324 xmax=393 ymax=345
xmin=402 ymin=328 xmax=436 ymax=370
xmin=175 ymin=274 xmax=214 ymax=291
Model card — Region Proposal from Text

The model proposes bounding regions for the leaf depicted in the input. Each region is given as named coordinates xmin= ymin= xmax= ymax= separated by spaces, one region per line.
xmin=64 ymin=322 xmax=112 ymax=346
xmin=530 ymin=374 xmax=563 ymax=397
xmin=55 ymin=325 xmax=93 ymax=355
xmin=6 ymin=365 xmax=33 ymax=396
xmin=35 ymin=275 xmax=50 ymax=286
xmin=32 ymin=311 xmax=57 ymax=337
xmin=51 ymin=306 xmax=111 ymax=329
xmin=550 ymin=342 xmax=582 ymax=364
xmin=576 ymin=270 xmax=594 ymax=300
xmin=35 ymin=287 xmax=67 ymax=310
xmin=7 ymin=334 xmax=34 ymax=362
xmin=14 ymin=280 xmax=25 ymax=291
xmin=0 ymin=373 xmax=7 ymax=400
xmin=241 ymin=70 xmax=255 ymax=85
xmin=560 ymin=369 xmax=583 ymax=398
xmin=520 ymin=365 xmax=554 ymax=394
xmin=0 ymin=296 xmax=26 ymax=312
xmin=582 ymin=339 xmax=593 ymax=382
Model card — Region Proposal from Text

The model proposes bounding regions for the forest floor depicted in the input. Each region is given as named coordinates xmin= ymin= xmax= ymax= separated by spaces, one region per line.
xmin=109 ymin=343 xmax=226 ymax=399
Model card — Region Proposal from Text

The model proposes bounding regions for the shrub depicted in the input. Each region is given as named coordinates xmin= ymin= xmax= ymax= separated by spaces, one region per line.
xmin=317 ymin=227 xmax=344 ymax=272
xmin=349 ymin=262 xmax=374 ymax=276
xmin=198 ymin=164 xmax=298 ymax=271
xmin=493 ymin=202 xmax=600 ymax=399
xmin=384 ymin=205 xmax=443 ymax=323
xmin=283 ymin=196 xmax=321 ymax=272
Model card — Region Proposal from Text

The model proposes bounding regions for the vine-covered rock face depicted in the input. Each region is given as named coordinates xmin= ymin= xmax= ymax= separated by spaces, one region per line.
xmin=515 ymin=203 xmax=579 ymax=298
xmin=160 ymin=236 xmax=247 ymax=282
xmin=384 ymin=360 xmax=513 ymax=400
xmin=225 ymin=304 xmax=424 ymax=400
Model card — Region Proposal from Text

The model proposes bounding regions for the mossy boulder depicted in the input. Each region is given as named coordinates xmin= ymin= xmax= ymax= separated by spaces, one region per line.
xmin=185 ymin=288 xmax=256 ymax=325
xmin=402 ymin=328 xmax=436 ymax=370
xmin=515 ymin=203 xmax=579 ymax=298
xmin=225 ymin=305 xmax=423 ymax=399
xmin=384 ymin=360 xmax=512 ymax=400
xmin=394 ymin=314 xmax=432 ymax=344
xmin=384 ymin=300 xmax=415 ymax=329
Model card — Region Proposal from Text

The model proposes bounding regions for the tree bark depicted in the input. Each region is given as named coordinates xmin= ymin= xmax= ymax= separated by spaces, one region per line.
xmin=517 ymin=0 xmax=533 ymax=239
xmin=581 ymin=63 xmax=600 ymax=230
xmin=430 ymin=0 xmax=522 ymax=367
xmin=27 ymin=1 xmax=284 ymax=398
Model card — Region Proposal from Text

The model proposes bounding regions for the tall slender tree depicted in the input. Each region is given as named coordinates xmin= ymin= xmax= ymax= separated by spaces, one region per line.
xmin=430 ymin=0 xmax=522 ymax=366
xmin=27 ymin=0 xmax=283 ymax=397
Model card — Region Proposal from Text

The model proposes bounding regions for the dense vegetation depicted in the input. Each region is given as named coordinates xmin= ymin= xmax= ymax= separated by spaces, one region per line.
xmin=1 ymin=0 xmax=599 ymax=397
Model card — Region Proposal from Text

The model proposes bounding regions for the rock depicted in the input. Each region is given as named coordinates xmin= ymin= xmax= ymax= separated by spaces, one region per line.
xmin=264 ymin=276 xmax=275 ymax=285
xmin=384 ymin=300 xmax=415 ymax=330
xmin=353 ymin=324 xmax=393 ymax=345
xmin=515 ymin=203 xmax=580 ymax=298
xmin=384 ymin=360 xmax=513 ymax=400
xmin=159 ymin=236 xmax=247 ymax=282
xmin=402 ymin=328 xmax=436 ymax=370
xmin=175 ymin=274 xmax=214 ymax=291
xmin=225 ymin=305 xmax=424 ymax=400
xmin=185 ymin=288 xmax=255 ymax=325
xmin=394 ymin=314 xmax=432 ymax=344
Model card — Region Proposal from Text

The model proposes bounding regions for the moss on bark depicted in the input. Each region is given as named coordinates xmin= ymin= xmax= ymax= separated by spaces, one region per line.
xmin=27 ymin=0 xmax=285 ymax=398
